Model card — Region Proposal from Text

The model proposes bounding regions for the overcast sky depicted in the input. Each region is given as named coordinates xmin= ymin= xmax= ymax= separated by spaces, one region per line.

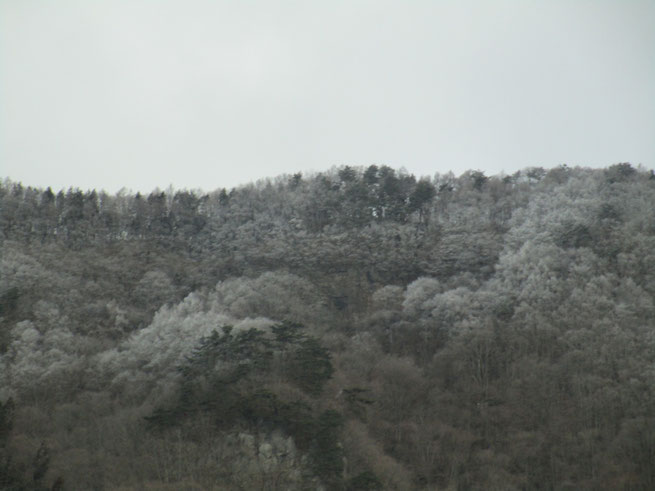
xmin=1 ymin=0 xmax=654 ymax=193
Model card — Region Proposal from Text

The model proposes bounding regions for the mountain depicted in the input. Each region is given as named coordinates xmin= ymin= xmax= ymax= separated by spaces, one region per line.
xmin=1 ymin=163 xmax=654 ymax=489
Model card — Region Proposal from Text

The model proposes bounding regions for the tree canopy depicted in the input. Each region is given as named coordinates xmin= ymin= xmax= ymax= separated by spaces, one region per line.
xmin=1 ymin=163 xmax=654 ymax=489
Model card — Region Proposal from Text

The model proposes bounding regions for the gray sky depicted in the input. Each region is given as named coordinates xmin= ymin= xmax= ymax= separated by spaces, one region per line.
xmin=1 ymin=0 xmax=654 ymax=193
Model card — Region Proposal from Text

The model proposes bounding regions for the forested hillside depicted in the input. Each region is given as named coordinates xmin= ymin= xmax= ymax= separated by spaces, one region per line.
xmin=1 ymin=163 xmax=654 ymax=490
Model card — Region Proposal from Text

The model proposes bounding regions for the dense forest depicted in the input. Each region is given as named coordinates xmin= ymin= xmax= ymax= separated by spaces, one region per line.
xmin=1 ymin=163 xmax=654 ymax=490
